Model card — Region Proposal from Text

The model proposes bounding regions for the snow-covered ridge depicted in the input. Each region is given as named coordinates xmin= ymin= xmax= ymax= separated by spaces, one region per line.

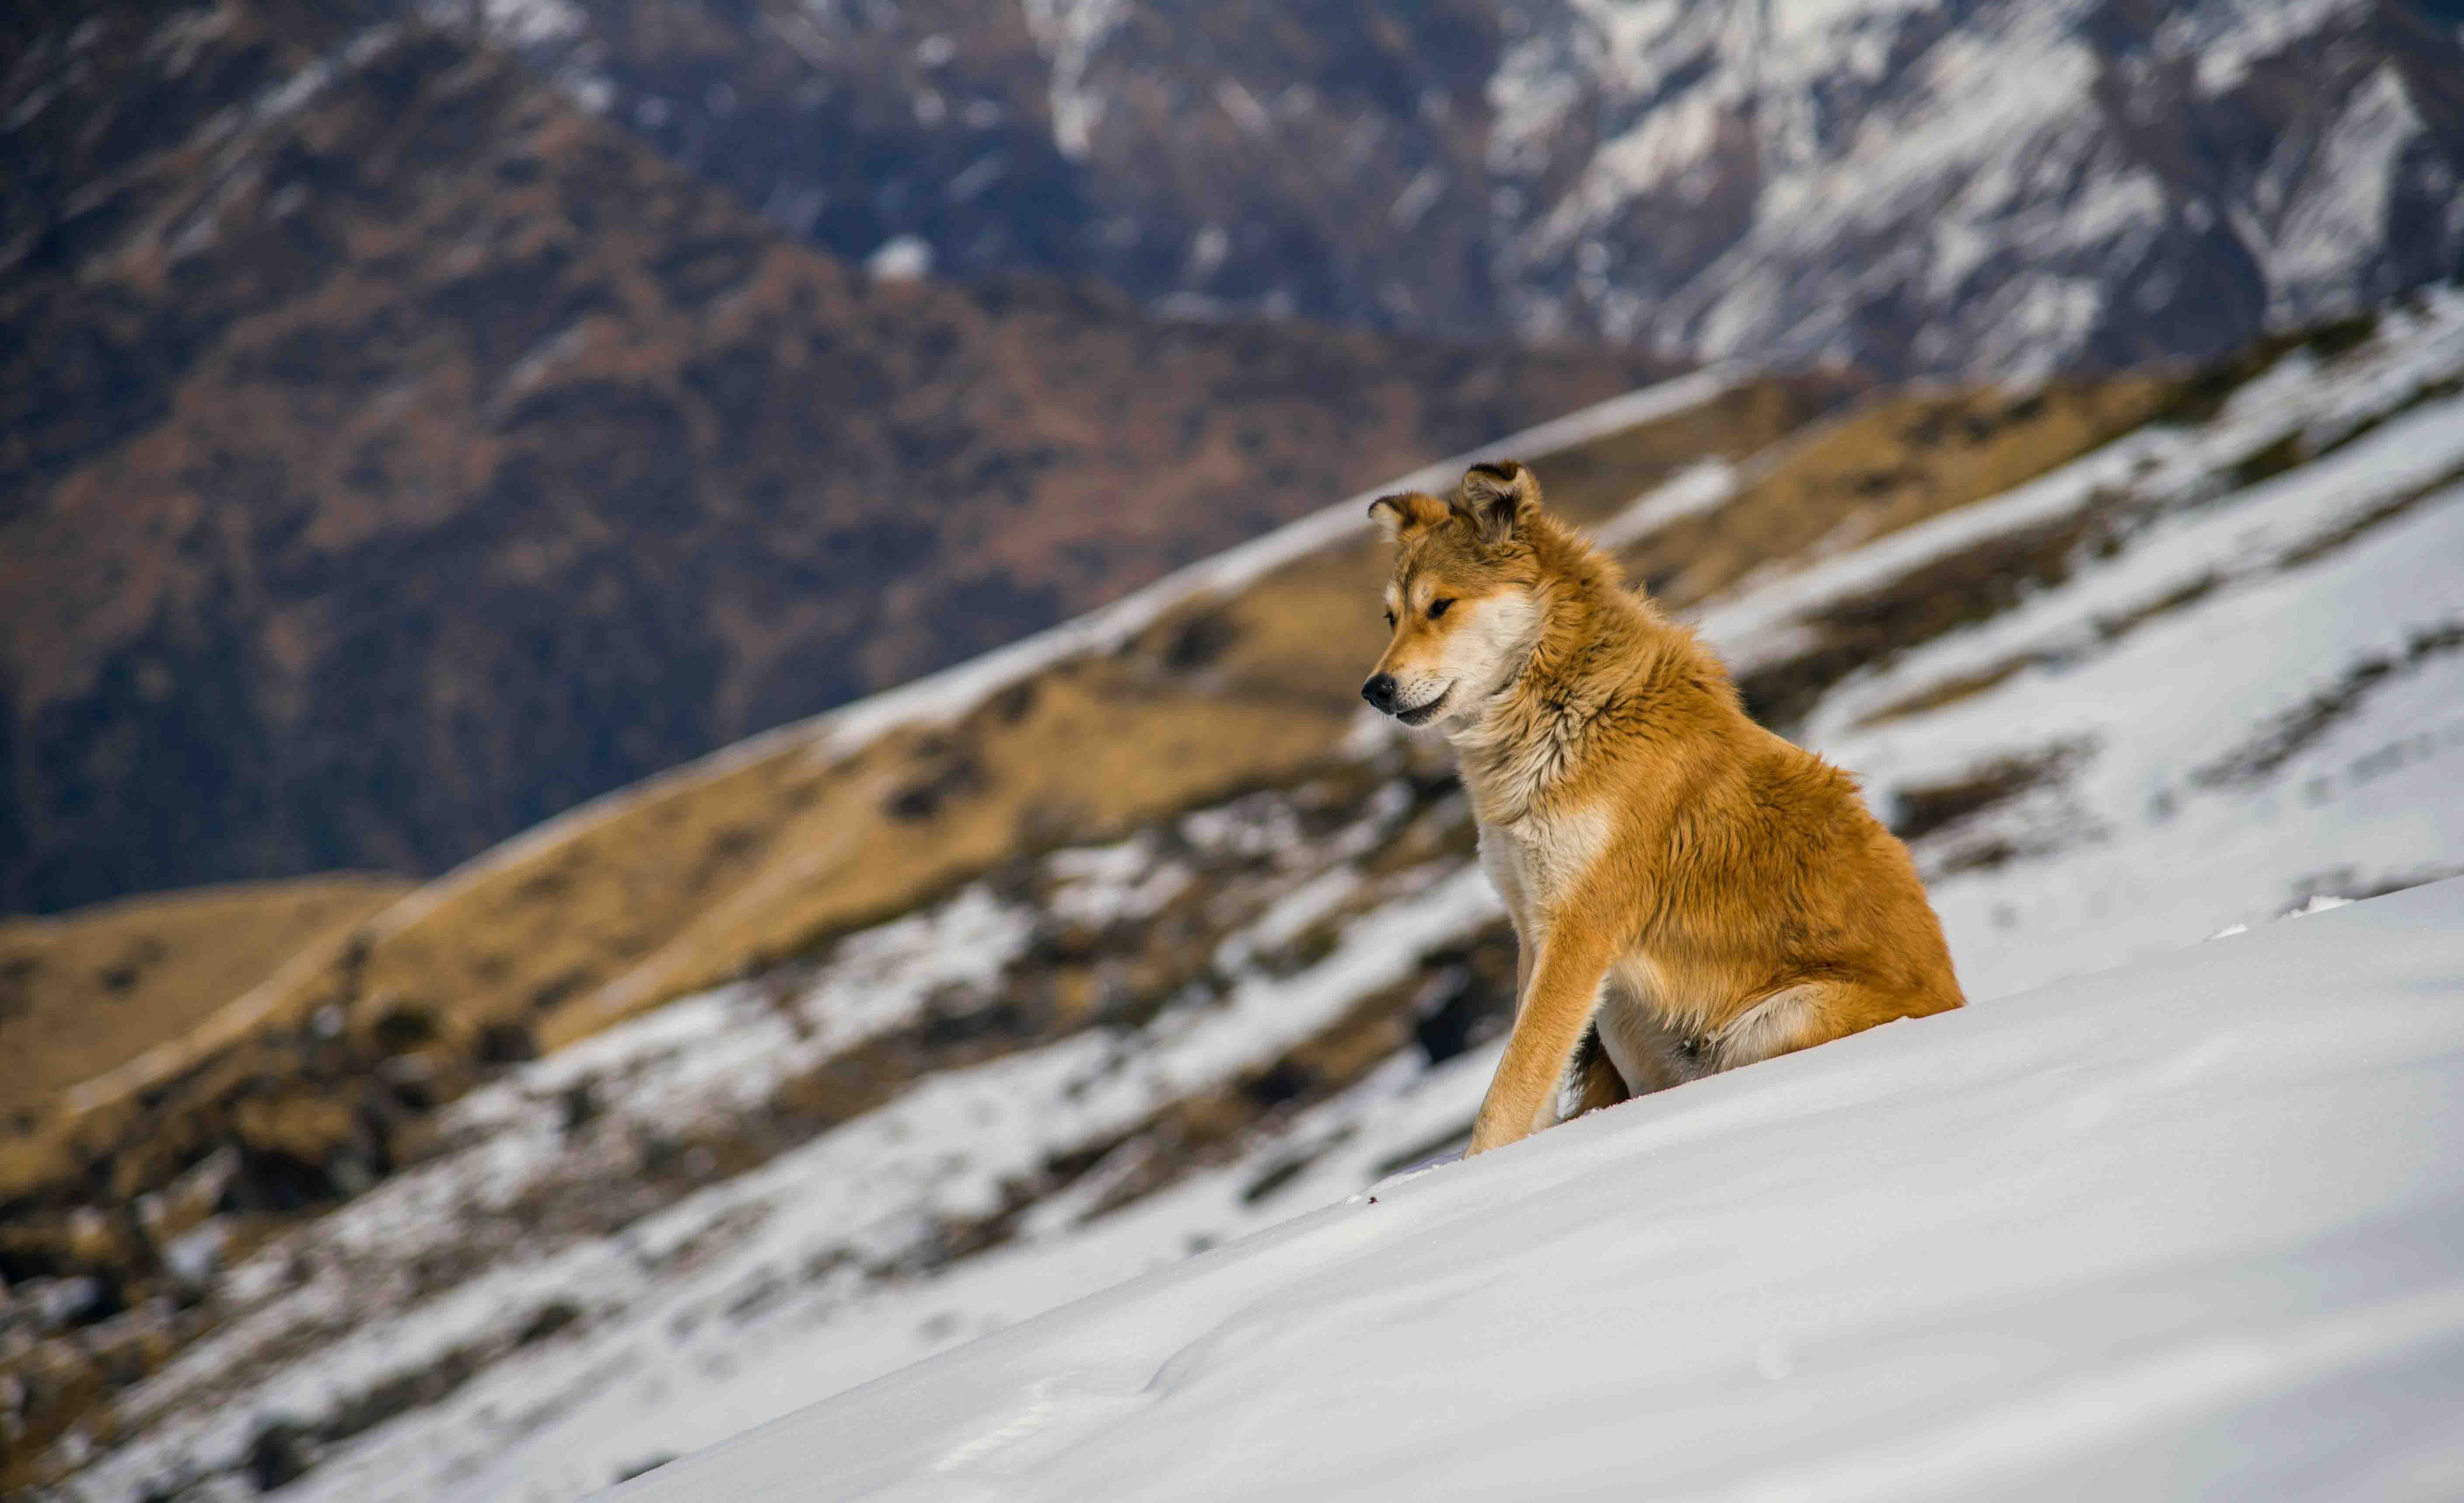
xmin=1757 ymin=291 xmax=2464 ymax=999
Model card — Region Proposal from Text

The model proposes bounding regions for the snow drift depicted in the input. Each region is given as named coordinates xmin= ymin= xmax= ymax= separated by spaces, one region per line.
xmin=607 ymin=878 xmax=2464 ymax=1502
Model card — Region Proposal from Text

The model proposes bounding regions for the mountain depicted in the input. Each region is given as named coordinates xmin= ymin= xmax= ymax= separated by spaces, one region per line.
xmin=12 ymin=290 xmax=2461 ymax=1500
xmin=481 ymin=0 xmax=2464 ymax=374
xmin=0 ymin=0 xmax=1671 ymax=914
xmin=12 ymin=0 xmax=2458 ymax=910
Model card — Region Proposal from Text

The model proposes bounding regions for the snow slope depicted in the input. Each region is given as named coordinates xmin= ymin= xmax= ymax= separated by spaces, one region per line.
xmin=609 ymin=879 xmax=2464 ymax=1502
xmin=1711 ymin=294 xmax=2464 ymax=1001
xmin=42 ymin=301 xmax=2464 ymax=1503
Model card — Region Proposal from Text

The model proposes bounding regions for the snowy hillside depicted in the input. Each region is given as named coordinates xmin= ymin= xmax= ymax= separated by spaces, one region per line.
xmin=32 ymin=294 xmax=2464 ymax=1501
xmin=607 ymin=877 xmax=2464 ymax=1503
xmin=476 ymin=0 xmax=2464 ymax=374
xmin=1708 ymin=290 xmax=2464 ymax=998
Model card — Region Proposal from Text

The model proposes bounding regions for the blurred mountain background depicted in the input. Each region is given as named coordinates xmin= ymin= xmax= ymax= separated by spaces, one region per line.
xmin=0 ymin=0 xmax=1675 ymax=914
xmin=5 ymin=1 xmax=2464 ymax=1497
xmin=10 ymin=0 xmax=2463 ymax=912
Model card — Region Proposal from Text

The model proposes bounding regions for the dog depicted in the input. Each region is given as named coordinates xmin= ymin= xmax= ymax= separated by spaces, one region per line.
xmin=1362 ymin=461 xmax=1964 ymax=1155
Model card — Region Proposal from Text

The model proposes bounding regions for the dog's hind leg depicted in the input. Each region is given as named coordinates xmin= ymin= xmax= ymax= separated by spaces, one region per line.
xmin=1711 ymin=980 xmax=1959 ymax=1072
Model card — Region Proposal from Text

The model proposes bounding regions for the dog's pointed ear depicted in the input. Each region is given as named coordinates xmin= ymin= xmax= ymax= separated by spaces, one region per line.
xmin=1458 ymin=461 xmax=1540 ymax=543
xmin=1368 ymin=491 xmax=1449 ymax=541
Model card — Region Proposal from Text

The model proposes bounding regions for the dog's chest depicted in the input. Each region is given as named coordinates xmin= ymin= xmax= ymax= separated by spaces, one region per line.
xmin=1477 ymin=803 xmax=1613 ymax=927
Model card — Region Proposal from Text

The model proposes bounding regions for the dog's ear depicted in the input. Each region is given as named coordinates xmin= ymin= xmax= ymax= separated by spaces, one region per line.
xmin=1368 ymin=491 xmax=1450 ymax=541
xmin=1458 ymin=461 xmax=1540 ymax=543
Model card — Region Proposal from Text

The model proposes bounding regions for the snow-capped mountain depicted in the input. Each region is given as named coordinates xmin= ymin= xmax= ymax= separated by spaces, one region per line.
xmin=28 ymin=289 xmax=2464 ymax=1502
xmin=479 ymin=0 xmax=2464 ymax=374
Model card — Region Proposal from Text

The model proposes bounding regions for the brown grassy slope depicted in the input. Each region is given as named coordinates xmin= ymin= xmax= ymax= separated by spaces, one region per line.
xmin=1655 ymin=379 xmax=2180 ymax=731
xmin=324 ymin=377 xmax=1864 ymax=1060
xmin=1617 ymin=377 xmax=2174 ymax=612
xmin=0 ymin=876 xmax=410 ymax=1118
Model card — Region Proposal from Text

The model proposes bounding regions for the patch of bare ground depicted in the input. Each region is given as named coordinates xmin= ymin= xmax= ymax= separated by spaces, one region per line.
xmin=1886 ymin=742 xmax=2097 ymax=879
xmin=2285 ymin=863 xmax=2464 ymax=905
xmin=1849 ymin=572 xmax=2220 ymax=729
xmin=2141 ymin=312 xmax=2382 ymax=429
xmin=1888 ymin=743 xmax=2090 ymax=842
xmin=2190 ymin=622 xmax=2464 ymax=789
xmin=1013 ymin=921 xmax=1520 ymax=1226
xmin=1736 ymin=503 xmax=2120 ymax=733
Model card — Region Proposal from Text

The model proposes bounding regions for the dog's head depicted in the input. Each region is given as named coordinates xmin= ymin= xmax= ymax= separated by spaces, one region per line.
xmin=1360 ymin=461 xmax=1548 ymax=729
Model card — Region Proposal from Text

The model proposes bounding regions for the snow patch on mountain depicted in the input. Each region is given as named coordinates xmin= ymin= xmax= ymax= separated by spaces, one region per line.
xmin=476 ymin=0 xmax=2464 ymax=375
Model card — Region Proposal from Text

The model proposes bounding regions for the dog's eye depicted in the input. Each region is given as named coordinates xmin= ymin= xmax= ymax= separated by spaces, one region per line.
xmin=1428 ymin=598 xmax=1454 ymax=619
xmin=1383 ymin=609 xmax=1396 ymax=628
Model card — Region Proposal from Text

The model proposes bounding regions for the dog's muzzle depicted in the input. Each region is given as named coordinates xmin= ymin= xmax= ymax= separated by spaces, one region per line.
xmin=1363 ymin=675 xmax=1449 ymax=725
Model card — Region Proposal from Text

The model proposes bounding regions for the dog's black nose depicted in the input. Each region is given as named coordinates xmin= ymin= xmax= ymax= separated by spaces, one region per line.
xmin=1361 ymin=673 xmax=1398 ymax=712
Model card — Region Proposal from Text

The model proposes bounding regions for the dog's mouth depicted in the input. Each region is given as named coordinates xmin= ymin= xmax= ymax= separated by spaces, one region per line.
xmin=1393 ymin=686 xmax=1452 ymax=726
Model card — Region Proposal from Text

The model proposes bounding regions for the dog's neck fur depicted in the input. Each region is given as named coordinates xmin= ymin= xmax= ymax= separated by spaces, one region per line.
xmin=1447 ymin=516 xmax=1713 ymax=825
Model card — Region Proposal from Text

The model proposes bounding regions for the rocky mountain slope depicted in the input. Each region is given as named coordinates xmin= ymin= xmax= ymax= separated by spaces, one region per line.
xmin=0 ymin=0 xmax=1669 ymax=914
xmin=13 ymin=289 xmax=2460 ymax=1500
xmin=481 ymin=0 xmax=2464 ymax=374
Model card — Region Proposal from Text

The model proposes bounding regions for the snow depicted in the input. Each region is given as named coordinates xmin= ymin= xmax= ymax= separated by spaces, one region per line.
xmin=865 ymin=235 xmax=935 ymax=280
xmin=1832 ymin=445 xmax=2464 ymax=1001
xmin=1018 ymin=0 xmax=1131 ymax=160
xmin=1587 ymin=457 xmax=1739 ymax=548
xmin=604 ymin=878 xmax=2464 ymax=1502
xmin=2267 ymin=65 xmax=2419 ymax=315
xmin=62 ymin=817 xmax=1505 ymax=1503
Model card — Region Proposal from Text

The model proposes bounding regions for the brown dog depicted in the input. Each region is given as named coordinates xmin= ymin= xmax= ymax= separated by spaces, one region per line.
xmin=1362 ymin=461 xmax=1963 ymax=1155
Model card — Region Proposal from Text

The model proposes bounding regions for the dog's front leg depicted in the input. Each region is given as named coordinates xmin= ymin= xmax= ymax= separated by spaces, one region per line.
xmin=1467 ymin=927 xmax=1613 ymax=1155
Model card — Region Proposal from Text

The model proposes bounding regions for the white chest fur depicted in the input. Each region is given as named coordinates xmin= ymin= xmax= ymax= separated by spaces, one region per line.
xmin=1476 ymin=801 xmax=1614 ymax=937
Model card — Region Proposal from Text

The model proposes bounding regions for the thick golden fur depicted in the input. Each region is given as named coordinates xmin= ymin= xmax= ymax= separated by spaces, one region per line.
xmin=1364 ymin=462 xmax=1963 ymax=1155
